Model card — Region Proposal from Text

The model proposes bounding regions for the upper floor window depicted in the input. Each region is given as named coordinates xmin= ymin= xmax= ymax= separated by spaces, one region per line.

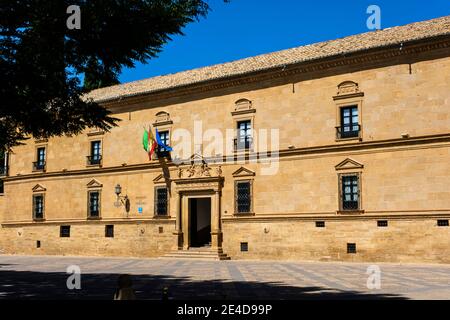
xmin=154 ymin=186 xmax=168 ymax=216
xmin=340 ymin=174 xmax=360 ymax=211
xmin=235 ymin=180 xmax=252 ymax=214
xmin=157 ymin=131 xmax=170 ymax=153
xmin=337 ymin=106 xmax=360 ymax=139
xmin=88 ymin=191 xmax=101 ymax=218
xmin=33 ymin=147 xmax=46 ymax=171
xmin=88 ymin=140 xmax=102 ymax=165
xmin=33 ymin=194 xmax=45 ymax=220
xmin=235 ymin=120 xmax=252 ymax=151
xmin=0 ymin=152 xmax=7 ymax=176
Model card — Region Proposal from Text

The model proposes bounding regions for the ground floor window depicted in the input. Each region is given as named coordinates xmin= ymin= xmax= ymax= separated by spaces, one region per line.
xmin=235 ymin=180 xmax=252 ymax=214
xmin=154 ymin=187 xmax=168 ymax=216
xmin=339 ymin=173 xmax=360 ymax=211
xmin=33 ymin=194 xmax=44 ymax=220
xmin=88 ymin=191 xmax=101 ymax=218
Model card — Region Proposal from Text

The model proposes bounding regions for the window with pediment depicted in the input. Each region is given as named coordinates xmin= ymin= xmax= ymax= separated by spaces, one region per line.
xmin=333 ymin=81 xmax=364 ymax=141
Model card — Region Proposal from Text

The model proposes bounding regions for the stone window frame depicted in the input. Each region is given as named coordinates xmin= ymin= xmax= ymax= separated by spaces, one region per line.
xmin=87 ymin=190 xmax=102 ymax=219
xmin=231 ymin=99 xmax=256 ymax=153
xmin=87 ymin=137 xmax=103 ymax=168
xmin=152 ymin=113 xmax=173 ymax=159
xmin=333 ymin=81 xmax=364 ymax=142
xmin=234 ymin=179 xmax=254 ymax=216
xmin=154 ymin=185 xmax=169 ymax=217
xmin=32 ymin=193 xmax=45 ymax=221
xmin=337 ymin=172 xmax=364 ymax=214
xmin=0 ymin=150 xmax=8 ymax=177
xmin=33 ymin=143 xmax=47 ymax=172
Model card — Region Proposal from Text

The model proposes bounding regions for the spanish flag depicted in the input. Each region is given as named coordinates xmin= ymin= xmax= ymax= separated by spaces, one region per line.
xmin=142 ymin=127 xmax=158 ymax=160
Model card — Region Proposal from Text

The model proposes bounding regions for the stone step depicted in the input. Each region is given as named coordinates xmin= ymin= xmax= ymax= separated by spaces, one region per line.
xmin=160 ymin=248 xmax=231 ymax=260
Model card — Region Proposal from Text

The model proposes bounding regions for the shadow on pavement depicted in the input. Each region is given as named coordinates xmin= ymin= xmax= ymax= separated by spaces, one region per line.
xmin=0 ymin=269 xmax=406 ymax=300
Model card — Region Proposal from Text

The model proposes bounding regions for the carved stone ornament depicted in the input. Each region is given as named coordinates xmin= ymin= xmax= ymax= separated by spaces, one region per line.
xmin=176 ymin=154 xmax=221 ymax=179
xmin=337 ymin=81 xmax=360 ymax=96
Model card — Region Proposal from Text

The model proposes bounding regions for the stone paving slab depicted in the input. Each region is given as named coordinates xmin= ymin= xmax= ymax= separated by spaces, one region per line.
xmin=0 ymin=254 xmax=449 ymax=300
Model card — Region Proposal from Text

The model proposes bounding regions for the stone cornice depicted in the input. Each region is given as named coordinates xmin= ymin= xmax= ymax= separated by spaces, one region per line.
xmin=222 ymin=210 xmax=450 ymax=223
xmin=3 ymin=133 xmax=450 ymax=183
xmin=102 ymin=36 xmax=450 ymax=113
xmin=1 ymin=217 xmax=176 ymax=227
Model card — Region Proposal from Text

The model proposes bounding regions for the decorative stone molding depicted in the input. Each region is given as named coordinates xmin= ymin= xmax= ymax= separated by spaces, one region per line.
xmin=153 ymin=111 xmax=173 ymax=126
xmin=34 ymin=138 xmax=48 ymax=144
xmin=32 ymin=184 xmax=46 ymax=192
xmin=333 ymin=81 xmax=364 ymax=100
xmin=153 ymin=173 xmax=171 ymax=184
xmin=87 ymin=179 xmax=103 ymax=188
xmin=335 ymin=158 xmax=364 ymax=171
xmin=231 ymin=98 xmax=255 ymax=116
xmin=232 ymin=166 xmax=256 ymax=177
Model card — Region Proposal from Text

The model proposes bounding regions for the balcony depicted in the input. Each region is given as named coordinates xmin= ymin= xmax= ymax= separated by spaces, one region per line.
xmin=32 ymin=161 xmax=46 ymax=172
xmin=87 ymin=155 xmax=102 ymax=166
xmin=336 ymin=124 xmax=361 ymax=140
xmin=342 ymin=200 xmax=359 ymax=211
xmin=234 ymin=136 xmax=253 ymax=152
xmin=0 ymin=166 xmax=7 ymax=176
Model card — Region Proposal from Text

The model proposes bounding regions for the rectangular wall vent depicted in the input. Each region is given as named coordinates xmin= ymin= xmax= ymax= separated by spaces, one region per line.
xmin=347 ymin=243 xmax=356 ymax=254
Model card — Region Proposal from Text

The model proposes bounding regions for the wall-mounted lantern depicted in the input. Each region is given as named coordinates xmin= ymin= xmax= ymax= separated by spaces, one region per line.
xmin=115 ymin=184 xmax=130 ymax=213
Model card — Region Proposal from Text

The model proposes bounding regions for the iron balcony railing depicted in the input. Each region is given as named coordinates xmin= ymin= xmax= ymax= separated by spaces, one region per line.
xmin=336 ymin=124 xmax=361 ymax=139
xmin=32 ymin=161 xmax=46 ymax=171
xmin=234 ymin=136 xmax=253 ymax=152
xmin=342 ymin=200 xmax=359 ymax=211
xmin=87 ymin=155 xmax=102 ymax=165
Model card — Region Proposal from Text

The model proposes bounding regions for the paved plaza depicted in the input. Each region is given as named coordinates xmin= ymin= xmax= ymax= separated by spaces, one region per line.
xmin=0 ymin=255 xmax=449 ymax=300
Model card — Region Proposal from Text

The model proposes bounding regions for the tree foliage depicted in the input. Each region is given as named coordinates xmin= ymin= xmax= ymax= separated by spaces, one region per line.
xmin=0 ymin=0 xmax=212 ymax=149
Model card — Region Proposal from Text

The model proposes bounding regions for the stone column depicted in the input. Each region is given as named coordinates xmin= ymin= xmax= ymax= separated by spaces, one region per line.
xmin=172 ymin=191 xmax=183 ymax=250
xmin=211 ymin=190 xmax=222 ymax=249
xmin=182 ymin=195 xmax=190 ymax=250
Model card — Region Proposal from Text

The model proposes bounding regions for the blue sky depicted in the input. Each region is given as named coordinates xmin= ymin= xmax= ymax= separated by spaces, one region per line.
xmin=119 ymin=0 xmax=450 ymax=83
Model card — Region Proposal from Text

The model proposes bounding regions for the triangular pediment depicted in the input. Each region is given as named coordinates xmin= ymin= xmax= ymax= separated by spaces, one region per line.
xmin=335 ymin=158 xmax=364 ymax=171
xmin=153 ymin=173 xmax=170 ymax=184
xmin=232 ymin=166 xmax=255 ymax=177
xmin=87 ymin=179 xmax=103 ymax=188
xmin=32 ymin=184 xmax=46 ymax=192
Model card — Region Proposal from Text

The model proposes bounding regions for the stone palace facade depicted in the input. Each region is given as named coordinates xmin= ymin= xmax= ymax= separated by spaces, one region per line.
xmin=0 ymin=16 xmax=449 ymax=263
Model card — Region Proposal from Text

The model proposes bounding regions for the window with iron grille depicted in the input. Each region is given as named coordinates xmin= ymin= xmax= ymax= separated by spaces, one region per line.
xmin=347 ymin=243 xmax=356 ymax=254
xmin=0 ymin=179 xmax=3 ymax=194
xmin=340 ymin=174 xmax=360 ymax=211
xmin=60 ymin=226 xmax=70 ymax=238
xmin=155 ymin=187 xmax=168 ymax=216
xmin=377 ymin=220 xmax=388 ymax=227
xmin=240 ymin=242 xmax=248 ymax=252
xmin=33 ymin=194 xmax=44 ymax=220
xmin=88 ymin=140 xmax=102 ymax=165
xmin=315 ymin=221 xmax=325 ymax=228
xmin=88 ymin=191 xmax=101 ymax=218
xmin=235 ymin=181 xmax=252 ymax=214
xmin=437 ymin=219 xmax=449 ymax=227
xmin=105 ymin=225 xmax=114 ymax=237
xmin=236 ymin=120 xmax=252 ymax=150
xmin=338 ymin=106 xmax=359 ymax=139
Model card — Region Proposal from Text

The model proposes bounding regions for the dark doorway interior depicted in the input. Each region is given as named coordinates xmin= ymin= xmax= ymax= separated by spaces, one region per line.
xmin=189 ymin=198 xmax=211 ymax=247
